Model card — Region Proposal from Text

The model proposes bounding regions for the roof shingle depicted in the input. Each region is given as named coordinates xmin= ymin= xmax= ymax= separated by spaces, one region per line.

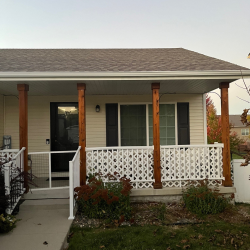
xmin=0 ymin=48 xmax=248 ymax=72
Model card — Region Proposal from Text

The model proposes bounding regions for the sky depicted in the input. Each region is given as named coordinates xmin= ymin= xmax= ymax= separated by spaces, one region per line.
xmin=0 ymin=0 xmax=250 ymax=114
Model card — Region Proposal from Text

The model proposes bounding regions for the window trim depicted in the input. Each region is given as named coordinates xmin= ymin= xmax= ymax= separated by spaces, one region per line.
xmin=241 ymin=128 xmax=249 ymax=136
xmin=118 ymin=102 xmax=178 ymax=146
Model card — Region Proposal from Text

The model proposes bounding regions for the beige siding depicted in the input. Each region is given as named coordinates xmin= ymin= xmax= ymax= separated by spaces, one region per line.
xmin=4 ymin=94 xmax=205 ymax=152
xmin=231 ymin=127 xmax=250 ymax=142
xmin=0 ymin=95 xmax=4 ymax=146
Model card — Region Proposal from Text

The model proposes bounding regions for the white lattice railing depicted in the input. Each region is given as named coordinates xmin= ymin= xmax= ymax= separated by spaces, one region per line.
xmin=3 ymin=147 xmax=26 ymax=214
xmin=69 ymin=146 xmax=81 ymax=220
xmin=86 ymin=146 xmax=154 ymax=188
xmin=0 ymin=149 xmax=19 ymax=163
xmin=86 ymin=144 xmax=224 ymax=189
xmin=161 ymin=144 xmax=224 ymax=187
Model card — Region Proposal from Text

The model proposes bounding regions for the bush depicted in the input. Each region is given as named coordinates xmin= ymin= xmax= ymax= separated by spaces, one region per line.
xmin=182 ymin=180 xmax=232 ymax=216
xmin=0 ymin=164 xmax=9 ymax=215
xmin=74 ymin=172 xmax=133 ymax=222
xmin=0 ymin=214 xmax=18 ymax=233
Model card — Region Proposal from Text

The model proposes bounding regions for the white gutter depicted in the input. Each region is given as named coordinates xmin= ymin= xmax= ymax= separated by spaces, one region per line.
xmin=0 ymin=70 xmax=250 ymax=81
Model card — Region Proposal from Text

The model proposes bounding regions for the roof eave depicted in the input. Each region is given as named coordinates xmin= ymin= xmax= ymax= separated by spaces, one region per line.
xmin=0 ymin=70 xmax=250 ymax=81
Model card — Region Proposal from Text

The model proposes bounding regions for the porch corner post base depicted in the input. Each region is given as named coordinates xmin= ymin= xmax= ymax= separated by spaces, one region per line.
xmin=77 ymin=83 xmax=86 ymax=186
xmin=17 ymin=84 xmax=29 ymax=192
xmin=222 ymin=179 xmax=233 ymax=187
xmin=153 ymin=182 xmax=163 ymax=189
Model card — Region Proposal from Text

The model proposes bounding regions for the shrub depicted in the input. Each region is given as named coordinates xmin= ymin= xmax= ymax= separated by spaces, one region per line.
xmin=182 ymin=180 xmax=232 ymax=216
xmin=74 ymin=172 xmax=133 ymax=222
xmin=0 ymin=214 xmax=18 ymax=233
xmin=0 ymin=162 xmax=9 ymax=215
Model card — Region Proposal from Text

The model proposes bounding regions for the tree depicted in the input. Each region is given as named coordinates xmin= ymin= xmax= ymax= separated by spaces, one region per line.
xmin=206 ymin=95 xmax=244 ymax=151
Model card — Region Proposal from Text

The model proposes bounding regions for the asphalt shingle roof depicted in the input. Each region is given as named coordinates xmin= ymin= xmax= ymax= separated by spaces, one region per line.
xmin=0 ymin=48 xmax=248 ymax=72
xmin=229 ymin=115 xmax=244 ymax=127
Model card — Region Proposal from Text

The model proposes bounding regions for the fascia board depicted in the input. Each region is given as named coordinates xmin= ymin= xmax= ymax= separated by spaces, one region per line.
xmin=0 ymin=70 xmax=250 ymax=81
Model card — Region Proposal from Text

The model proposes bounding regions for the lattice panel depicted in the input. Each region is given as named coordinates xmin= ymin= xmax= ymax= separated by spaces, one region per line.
xmin=0 ymin=151 xmax=18 ymax=163
xmin=86 ymin=145 xmax=223 ymax=189
xmin=161 ymin=145 xmax=224 ymax=187
xmin=86 ymin=147 xmax=154 ymax=188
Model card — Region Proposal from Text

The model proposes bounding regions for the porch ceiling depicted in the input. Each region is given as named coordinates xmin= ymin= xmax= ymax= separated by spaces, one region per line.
xmin=0 ymin=78 xmax=238 ymax=96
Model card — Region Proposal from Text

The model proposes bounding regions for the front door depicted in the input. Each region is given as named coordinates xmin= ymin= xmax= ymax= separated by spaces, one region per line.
xmin=50 ymin=103 xmax=79 ymax=172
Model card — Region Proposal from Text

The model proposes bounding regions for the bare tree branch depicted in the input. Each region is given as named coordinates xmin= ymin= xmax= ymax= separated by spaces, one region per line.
xmin=240 ymin=70 xmax=250 ymax=96
xmin=236 ymin=96 xmax=250 ymax=103
xmin=209 ymin=92 xmax=221 ymax=98
xmin=235 ymin=82 xmax=248 ymax=89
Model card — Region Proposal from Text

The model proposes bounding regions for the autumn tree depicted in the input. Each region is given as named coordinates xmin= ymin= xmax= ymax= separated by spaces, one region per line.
xmin=206 ymin=95 xmax=244 ymax=151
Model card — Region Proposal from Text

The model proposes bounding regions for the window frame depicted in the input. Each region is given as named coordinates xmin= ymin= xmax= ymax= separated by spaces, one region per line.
xmin=118 ymin=102 xmax=178 ymax=146
xmin=241 ymin=128 xmax=249 ymax=136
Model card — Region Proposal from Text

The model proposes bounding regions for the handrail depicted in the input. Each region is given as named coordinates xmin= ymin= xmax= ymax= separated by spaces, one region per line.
xmin=12 ymin=147 xmax=26 ymax=160
xmin=86 ymin=146 xmax=154 ymax=151
xmin=72 ymin=146 xmax=81 ymax=162
xmin=29 ymin=150 xmax=77 ymax=155
xmin=160 ymin=144 xmax=224 ymax=149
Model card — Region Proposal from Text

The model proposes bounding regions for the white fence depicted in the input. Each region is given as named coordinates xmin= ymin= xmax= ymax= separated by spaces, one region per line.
xmin=69 ymin=146 xmax=81 ymax=220
xmin=86 ymin=144 xmax=224 ymax=188
xmin=232 ymin=159 xmax=250 ymax=203
xmin=3 ymin=147 xmax=26 ymax=214
xmin=28 ymin=150 xmax=76 ymax=190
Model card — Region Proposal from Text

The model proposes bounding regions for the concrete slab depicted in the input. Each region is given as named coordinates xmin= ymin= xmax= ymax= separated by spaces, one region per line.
xmin=0 ymin=191 xmax=72 ymax=250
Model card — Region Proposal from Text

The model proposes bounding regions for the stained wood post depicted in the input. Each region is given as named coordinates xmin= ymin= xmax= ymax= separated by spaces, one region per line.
xmin=77 ymin=83 xmax=86 ymax=185
xmin=152 ymin=83 xmax=162 ymax=189
xmin=220 ymin=82 xmax=232 ymax=187
xmin=17 ymin=84 xmax=29 ymax=192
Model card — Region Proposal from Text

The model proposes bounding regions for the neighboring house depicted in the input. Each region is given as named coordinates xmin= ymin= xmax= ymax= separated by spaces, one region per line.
xmin=230 ymin=115 xmax=250 ymax=142
xmin=0 ymin=48 xmax=250 ymax=205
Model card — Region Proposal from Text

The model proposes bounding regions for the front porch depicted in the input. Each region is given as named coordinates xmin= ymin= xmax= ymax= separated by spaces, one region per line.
xmin=0 ymin=78 xmax=235 ymax=219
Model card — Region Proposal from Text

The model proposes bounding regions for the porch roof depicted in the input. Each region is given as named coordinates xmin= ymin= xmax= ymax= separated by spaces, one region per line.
xmin=0 ymin=48 xmax=249 ymax=96
xmin=0 ymin=48 xmax=249 ymax=72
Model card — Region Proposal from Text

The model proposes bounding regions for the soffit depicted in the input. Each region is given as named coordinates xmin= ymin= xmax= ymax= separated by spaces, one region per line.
xmin=0 ymin=79 xmax=235 ymax=96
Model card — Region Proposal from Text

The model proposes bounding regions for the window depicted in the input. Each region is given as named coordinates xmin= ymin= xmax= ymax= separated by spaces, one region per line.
xmin=120 ymin=105 xmax=146 ymax=146
xmin=119 ymin=103 xmax=176 ymax=146
xmin=149 ymin=104 xmax=175 ymax=145
xmin=241 ymin=128 xmax=249 ymax=136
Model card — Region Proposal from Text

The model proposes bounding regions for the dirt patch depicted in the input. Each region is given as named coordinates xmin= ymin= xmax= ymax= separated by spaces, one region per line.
xmin=72 ymin=202 xmax=250 ymax=229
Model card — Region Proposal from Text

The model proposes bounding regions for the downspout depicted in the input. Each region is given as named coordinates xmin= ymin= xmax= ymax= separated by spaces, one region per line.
xmin=203 ymin=93 xmax=207 ymax=144
xmin=3 ymin=95 xmax=5 ymax=135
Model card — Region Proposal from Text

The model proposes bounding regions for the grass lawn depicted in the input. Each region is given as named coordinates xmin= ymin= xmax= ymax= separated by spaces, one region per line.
xmin=67 ymin=203 xmax=250 ymax=250
xmin=232 ymin=154 xmax=244 ymax=160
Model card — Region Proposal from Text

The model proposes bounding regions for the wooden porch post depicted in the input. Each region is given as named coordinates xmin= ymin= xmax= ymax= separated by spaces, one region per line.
xmin=77 ymin=83 xmax=86 ymax=185
xmin=17 ymin=84 xmax=29 ymax=191
xmin=152 ymin=83 xmax=162 ymax=189
xmin=220 ymin=82 xmax=232 ymax=187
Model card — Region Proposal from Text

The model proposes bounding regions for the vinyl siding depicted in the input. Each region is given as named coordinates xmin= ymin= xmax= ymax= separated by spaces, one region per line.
xmin=4 ymin=94 xmax=205 ymax=152
xmin=0 ymin=95 xmax=4 ymax=146
xmin=231 ymin=127 xmax=250 ymax=142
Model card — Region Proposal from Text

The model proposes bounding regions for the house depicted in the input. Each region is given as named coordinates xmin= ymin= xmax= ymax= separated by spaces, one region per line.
xmin=230 ymin=115 xmax=250 ymax=142
xmin=0 ymin=48 xmax=250 ymax=211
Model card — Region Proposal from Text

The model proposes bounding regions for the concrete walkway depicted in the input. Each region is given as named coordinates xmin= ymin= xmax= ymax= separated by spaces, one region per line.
xmin=0 ymin=189 xmax=73 ymax=250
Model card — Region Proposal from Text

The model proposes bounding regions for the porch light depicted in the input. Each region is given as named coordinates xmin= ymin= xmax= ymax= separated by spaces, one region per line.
xmin=248 ymin=53 xmax=250 ymax=59
xmin=95 ymin=105 xmax=100 ymax=112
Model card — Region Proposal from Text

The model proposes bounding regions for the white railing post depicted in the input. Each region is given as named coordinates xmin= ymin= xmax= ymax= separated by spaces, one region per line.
xmin=68 ymin=161 xmax=74 ymax=220
xmin=49 ymin=153 xmax=52 ymax=188
xmin=4 ymin=164 xmax=11 ymax=214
